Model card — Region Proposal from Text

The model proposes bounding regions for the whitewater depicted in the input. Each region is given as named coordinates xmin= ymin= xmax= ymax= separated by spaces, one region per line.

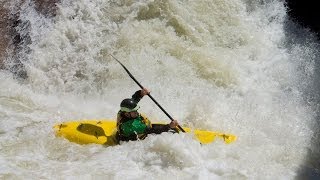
xmin=0 ymin=0 xmax=319 ymax=179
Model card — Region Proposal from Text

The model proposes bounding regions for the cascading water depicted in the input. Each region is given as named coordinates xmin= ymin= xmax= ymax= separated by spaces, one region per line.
xmin=0 ymin=0 xmax=319 ymax=179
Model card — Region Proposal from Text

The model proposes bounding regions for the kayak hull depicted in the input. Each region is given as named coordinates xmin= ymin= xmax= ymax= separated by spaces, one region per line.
xmin=53 ymin=120 xmax=236 ymax=145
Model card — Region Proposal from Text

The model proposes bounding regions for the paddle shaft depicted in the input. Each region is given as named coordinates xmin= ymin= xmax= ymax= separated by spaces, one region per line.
xmin=110 ymin=54 xmax=185 ymax=132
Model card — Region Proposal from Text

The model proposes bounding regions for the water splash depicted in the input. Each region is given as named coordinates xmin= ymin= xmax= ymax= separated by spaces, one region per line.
xmin=0 ymin=0 xmax=318 ymax=179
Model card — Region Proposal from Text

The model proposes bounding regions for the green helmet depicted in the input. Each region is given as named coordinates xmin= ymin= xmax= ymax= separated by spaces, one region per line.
xmin=120 ymin=99 xmax=139 ymax=112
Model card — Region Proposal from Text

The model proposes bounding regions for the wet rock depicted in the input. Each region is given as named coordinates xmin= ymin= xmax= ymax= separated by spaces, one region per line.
xmin=34 ymin=0 xmax=59 ymax=17
xmin=0 ymin=2 xmax=11 ymax=68
xmin=0 ymin=0 xmax=60 ymax=78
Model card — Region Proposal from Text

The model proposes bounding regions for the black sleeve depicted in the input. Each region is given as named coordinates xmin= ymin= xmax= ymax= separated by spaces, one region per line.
xmin=146 ymin=124 xmax=171 ymax=134
xmin=131 ymin=90 xmax=143 ymax=103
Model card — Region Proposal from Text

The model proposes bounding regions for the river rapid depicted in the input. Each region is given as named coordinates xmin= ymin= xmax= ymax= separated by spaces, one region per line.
xmin=0 ymin=0 xmax=319 ymax=179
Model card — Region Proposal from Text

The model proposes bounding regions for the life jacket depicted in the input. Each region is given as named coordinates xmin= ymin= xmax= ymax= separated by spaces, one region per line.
xmin=117 ymin=113 xmax=151 ymax=140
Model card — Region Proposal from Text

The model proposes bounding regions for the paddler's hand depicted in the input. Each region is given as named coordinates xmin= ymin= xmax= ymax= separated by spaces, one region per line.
xmin=169 ymin=120 xmax=179 ymax=129
xmin=141 ymin=88 xmax=150 ymax=96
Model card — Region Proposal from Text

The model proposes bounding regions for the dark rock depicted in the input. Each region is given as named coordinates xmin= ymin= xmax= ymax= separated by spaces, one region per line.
xmin=34 ymin=0 xmax=59 ymax=17
xmin=0 ymin=2 xmax=12 ymax=68
xmin=0 ymin=0 xmax=60 ymax=78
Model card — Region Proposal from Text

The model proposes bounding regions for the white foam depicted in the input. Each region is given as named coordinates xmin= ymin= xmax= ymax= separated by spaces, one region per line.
xmin=0 ymin=0 xmax=317 ymax=179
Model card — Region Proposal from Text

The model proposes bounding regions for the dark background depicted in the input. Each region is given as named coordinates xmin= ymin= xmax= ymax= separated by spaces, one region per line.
xmin=286 ymin=0 xmax=320 ymax=38
xmin=286 ymin=0 xmax=320 ymax=179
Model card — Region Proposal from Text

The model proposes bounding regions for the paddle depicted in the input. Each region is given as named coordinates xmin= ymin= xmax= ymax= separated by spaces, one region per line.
xmin=110 ymin=54 xmax=186 ymax=132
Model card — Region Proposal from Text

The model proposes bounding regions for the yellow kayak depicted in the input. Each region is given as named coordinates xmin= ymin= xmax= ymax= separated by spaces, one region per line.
xmin=53 ymin=120 xmax=237 ymax=146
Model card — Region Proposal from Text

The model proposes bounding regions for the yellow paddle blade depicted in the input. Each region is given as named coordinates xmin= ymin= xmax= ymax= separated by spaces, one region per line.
xmin=182 ymin=127 xmax=237 ymax=144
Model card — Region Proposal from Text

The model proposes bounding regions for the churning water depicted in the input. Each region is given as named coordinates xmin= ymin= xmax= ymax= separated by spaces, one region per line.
xmin=1 ymin=0 xmax=319 ymax=179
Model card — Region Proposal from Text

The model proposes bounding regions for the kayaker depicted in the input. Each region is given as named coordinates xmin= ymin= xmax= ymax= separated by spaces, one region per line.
xmin=116 ymin=88 xmax=179 ymax=142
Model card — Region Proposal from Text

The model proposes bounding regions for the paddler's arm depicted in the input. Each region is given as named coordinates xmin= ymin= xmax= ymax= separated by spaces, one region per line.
xmin=131 ymin=88 xmax=150 ymax=103
xmin=169 ymin=120 xmax=179 ymax=128
xmin=147 ymin=120 xmax=179 ymax=134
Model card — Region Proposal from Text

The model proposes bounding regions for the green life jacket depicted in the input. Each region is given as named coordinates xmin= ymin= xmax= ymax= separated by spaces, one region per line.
xmin=120 ymin=116 xmax=148 ymax=137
